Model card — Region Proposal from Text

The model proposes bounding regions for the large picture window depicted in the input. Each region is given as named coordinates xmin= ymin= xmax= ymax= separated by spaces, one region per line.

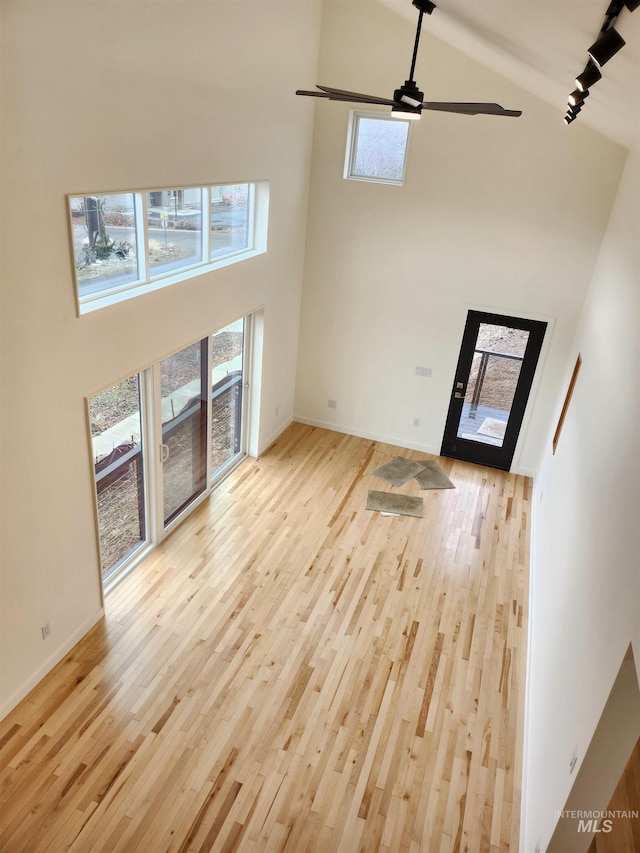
xmin=344 ymin=112 xmax=410 ymax=185
xmin=69 ymin=182 xmax=268 ymax=315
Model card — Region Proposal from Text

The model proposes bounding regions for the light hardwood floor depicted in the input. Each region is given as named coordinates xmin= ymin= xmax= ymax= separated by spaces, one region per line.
xmin=588 ymin=738 xmax=640 ymax=853
xmin=0 ymin=423 xmax=531 ymax=852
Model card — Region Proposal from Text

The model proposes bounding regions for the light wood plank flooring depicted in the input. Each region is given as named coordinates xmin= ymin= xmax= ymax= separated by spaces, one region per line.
xmin=588 ymin=737 xmax=640 ymax=853
xmin=0 ymin=423 xmax=531 ymax=852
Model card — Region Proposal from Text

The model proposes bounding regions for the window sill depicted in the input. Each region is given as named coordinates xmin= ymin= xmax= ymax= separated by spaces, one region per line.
xmin=78 ymin=247 xmax=264 ymax=315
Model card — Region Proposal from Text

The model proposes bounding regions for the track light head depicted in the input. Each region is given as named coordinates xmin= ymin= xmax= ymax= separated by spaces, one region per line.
xmin=576 ymin=63 xmax=602 ymax=91
xmin=568 ymin=88 xmax=589 ymax=106
xmin=564 ymin=0 xmax=632 ymax=121
xmin=588 ymin=27 xmax=626 ymax=67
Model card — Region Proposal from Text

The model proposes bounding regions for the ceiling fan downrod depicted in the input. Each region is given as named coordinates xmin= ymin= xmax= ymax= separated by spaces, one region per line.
xmin=408 ymin=0 xmax=436 ymax=83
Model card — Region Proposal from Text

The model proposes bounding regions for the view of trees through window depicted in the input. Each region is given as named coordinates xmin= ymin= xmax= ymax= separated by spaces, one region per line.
xmin=70 ymin=194 xmax=139 ymax=296
xmin=348 ymin=114 xmax=410 ymax=183
xmin=89 ymin=375 xmax=145 ymax=576
xmin=69 ymin=183 xmax=259 ymax=311
xmin=87 ymin=318 xmax=248 ymax=579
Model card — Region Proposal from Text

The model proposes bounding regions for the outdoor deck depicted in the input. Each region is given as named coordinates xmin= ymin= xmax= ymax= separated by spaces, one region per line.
xmin=457 ymin=401 xmax=509 ymax=446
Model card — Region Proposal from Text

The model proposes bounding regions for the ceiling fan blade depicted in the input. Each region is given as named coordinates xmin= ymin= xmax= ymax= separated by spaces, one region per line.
xmin=296 ymin=90 xmax=333 ymax=99
xmin=296 ymin=88 xmax=395 ymax=107
xmin=328 ymin=95 xmax=396 ymax=106
xmin=422 ymin=101 xmax=522 ymax=117
xmin=316 ymin=84 xmax=395 ymax=106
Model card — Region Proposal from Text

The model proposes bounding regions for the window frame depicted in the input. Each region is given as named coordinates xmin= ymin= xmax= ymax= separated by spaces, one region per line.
xmin=344 ymin=110 xmax=411 ymax=186
xmin=69 ymin=182 xmax=269 ymax=316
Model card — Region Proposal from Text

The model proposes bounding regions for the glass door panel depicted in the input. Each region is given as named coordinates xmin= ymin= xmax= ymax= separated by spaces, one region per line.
xmin=211 ymin=319 xmax=245 ymax=477
xmin=441 ymin=311 xmax=547 ymax=470
xmin=160 ymin=339 xmax=208 ymax=526
xmin=456 ymin=323 xmax=530 ymax=447
xmin=89 ymin=374 xmax=146 ymax=578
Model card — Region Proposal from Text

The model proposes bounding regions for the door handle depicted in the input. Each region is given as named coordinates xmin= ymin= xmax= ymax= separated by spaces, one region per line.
xmin=161 ymin=444 xmax=170 ymax=462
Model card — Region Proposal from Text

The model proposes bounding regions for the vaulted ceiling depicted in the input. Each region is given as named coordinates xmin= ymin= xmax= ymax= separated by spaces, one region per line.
xmin=379 ymin=0 xmax=640 ymax=149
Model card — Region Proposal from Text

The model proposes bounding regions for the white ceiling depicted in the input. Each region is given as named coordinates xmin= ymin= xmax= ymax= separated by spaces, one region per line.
xmin=378 ymin=0 xmax=640 ymax=149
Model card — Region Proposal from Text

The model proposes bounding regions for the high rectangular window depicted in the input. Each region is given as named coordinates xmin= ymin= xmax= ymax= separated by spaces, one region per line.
xmin=211 ymin=184 xmax=251 ymax=260
xmin=147 ymin=188 xmax=203 ymax=277
xmin=71 ymin=194 xmax=139 ymax=297
xmin=69 ymin=182 xmax=268 ymax=314
xmin=345 ymin=112 xmax=410 ymax=185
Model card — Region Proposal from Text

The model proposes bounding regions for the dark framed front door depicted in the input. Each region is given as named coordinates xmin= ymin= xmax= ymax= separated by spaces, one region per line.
xmin=440 ymin=311 xmax=547 ymax=470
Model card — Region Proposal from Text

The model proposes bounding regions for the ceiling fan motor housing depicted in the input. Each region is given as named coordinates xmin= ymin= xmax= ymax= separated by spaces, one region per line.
xmin=394 ymin=80 xmax=424 ymax=113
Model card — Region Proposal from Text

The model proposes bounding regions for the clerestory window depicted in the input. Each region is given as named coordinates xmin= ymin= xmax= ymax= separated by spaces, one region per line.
xmin=68 ymin=182 xmax=268 ymax=314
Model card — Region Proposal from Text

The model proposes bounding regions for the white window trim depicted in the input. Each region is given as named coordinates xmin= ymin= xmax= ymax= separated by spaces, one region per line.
xmin=70 ymin=182 xmax=269 ymax=316
xmin=344 ymin=110 xmax=410 ymax=186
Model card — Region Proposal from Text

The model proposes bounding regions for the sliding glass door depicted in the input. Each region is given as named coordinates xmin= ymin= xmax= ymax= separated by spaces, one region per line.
xmin=160 ymin=339 xmax=208 ymax=526
xmin=89 ymin=374 xmax=146 ymax=578
xmin=89 ymin=315 xmax=251 ymax=584
xmin=211 ymin=319 xmax=246 ymax=481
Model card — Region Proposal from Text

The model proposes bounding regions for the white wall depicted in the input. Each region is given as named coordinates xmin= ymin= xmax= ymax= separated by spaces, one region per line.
xmin=523 ymin=147 xmax=640 ymax=851
xmin=0 ymin=0 xmax=322 ymax=718
xmin=294 ymin=0 xmax=626 ymax=475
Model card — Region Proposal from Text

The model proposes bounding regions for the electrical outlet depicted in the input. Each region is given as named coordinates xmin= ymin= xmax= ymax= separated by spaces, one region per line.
xmin=413 ymin=417 xmax=420 ymax=427
xmin=415 ymin=366 xmax=432 ymax=377
xmin=328 ymin=399 xmax=337 ymax=409
xmin=41 ymin=622 xmax=51 ymax=640
xmin=569 ymin=746 xmax=578 ymax=774
xmin=534 ymin=840 xmax=541 ymax=853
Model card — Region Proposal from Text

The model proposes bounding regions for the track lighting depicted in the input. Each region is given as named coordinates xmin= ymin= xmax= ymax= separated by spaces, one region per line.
xmin=564 ymin=0 xmax=635 ymax=125
xmin=568 ymin=88 xmax=589 ymax=106
xmin=588 ymin=27 xmax=626 ymax=66
xmin=575 ymin=63 xmax=602 ymax=91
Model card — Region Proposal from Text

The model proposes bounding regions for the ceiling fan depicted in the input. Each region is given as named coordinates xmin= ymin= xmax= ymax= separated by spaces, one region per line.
xmin=296 ymin=0 xmax=522 ymax=120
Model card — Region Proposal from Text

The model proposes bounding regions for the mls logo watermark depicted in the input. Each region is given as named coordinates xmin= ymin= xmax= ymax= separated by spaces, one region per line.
xmin=577 ymin=817 xmax=613 ymax=833
xmin=555 ymin=809 xmax=639 ymax=834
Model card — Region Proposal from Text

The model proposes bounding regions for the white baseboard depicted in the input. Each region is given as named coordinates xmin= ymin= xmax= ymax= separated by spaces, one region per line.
xmin=0 ymin=608 xmax=105 ymax=721
xmin=513 ymin=465 xmax=536 ymax=478
xmin=293 ymin=416 xmax=441 ymax=457
xmin=257 ymin=417 xmax=295 ymax=456
xmin=295 ymin=417 xmax=537 ymax=477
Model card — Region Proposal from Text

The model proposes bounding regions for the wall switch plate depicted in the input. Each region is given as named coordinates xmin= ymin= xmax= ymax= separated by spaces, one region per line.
xmin=415 ymin=366 xmax=432 ymax=377
xmin=413 ymin=418 xmax=420 ymax=427
xmin=41 ymin=623 xmax=51 ymax=640
xmin=328 ymin=399 xmax=337 ymax=409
